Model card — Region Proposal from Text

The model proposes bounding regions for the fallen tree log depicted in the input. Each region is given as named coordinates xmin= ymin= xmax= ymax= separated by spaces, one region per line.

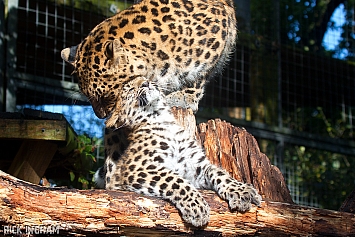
xmin=0 ymin=170 xmax=354 ymax=236
xmin=1 ymin=110 xmax=354 ymax=236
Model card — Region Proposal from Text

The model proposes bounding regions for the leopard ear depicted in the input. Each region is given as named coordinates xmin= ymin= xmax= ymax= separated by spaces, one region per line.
xmin=105 ymin=41 xmax=114 ymax=59
xmin=105 ymin=40 xmax=128 ymax=64
xmin=61 ymin=45 xmax=78 ymax=65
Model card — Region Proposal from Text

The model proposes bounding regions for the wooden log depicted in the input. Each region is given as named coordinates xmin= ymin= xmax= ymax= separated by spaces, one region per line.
xmin=0 ymin=170 xmax=354 ymax=236
xmin=1 ymin=108 xmax=351 ymax=236
xmin=197 ymin=119 xmax=293 ymax=203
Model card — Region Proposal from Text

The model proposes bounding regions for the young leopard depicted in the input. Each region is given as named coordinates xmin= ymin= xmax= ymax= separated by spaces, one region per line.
xmin=61 ymin=0 xmax=237 ymax=116
xmin=94 ymin=77 xmax=262 ymax=227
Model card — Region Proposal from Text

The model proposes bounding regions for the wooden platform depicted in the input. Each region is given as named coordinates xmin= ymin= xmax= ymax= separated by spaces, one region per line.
xmin=0 ymin=108 xmax=77 ymax=185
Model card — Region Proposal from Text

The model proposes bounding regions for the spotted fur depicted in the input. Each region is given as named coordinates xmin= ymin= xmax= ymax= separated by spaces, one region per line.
xmin=94 ymin=78 xmax=261 ymax=227
xmin=61 ymin=0 xmax=237 ymax=116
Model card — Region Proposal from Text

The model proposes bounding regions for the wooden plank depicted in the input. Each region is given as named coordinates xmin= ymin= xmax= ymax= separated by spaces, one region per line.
xmin=0 ymin=119 xmax=67 ymax=141
xmin=7 ymin=140 xmax=58 ymax=184
xmin=22 ymin=108 xmax=65 ymax=120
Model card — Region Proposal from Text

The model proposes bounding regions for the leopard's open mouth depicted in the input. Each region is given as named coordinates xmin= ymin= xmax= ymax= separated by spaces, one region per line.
xmin=89 ymin=97 xmax=114 ymax=119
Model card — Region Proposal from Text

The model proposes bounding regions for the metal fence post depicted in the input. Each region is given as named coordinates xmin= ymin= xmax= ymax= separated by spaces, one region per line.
xmin=0 ymin=0 xmax=5 ymax=111
xmin=5 ymin=0 xmax=19 ymax=112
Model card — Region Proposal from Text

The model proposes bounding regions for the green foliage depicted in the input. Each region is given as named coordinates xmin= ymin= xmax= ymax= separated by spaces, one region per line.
xmin=43 ymin=133 xmax=104 ymax=189
xmin=250 ymin=0 xmax=345 ymax=53
xmin=283 ymin=107 xmax=354 ymax=138
xmin=67 ymin=134 xmax=104 ymax=189
xmin=69 ymin=135 xmax=100 ymax=189
xmin=284 ymin=144 xmax=354 ymax=210
xmin=261 ymin=107 xmax=355 ymax=210
xmin=249 ymin=1 xmax=355 ymax=210
xmin=289 ymin=107 xmax=354 ymax=210
xmin=339 ymin=0 xmax=355 ymax=60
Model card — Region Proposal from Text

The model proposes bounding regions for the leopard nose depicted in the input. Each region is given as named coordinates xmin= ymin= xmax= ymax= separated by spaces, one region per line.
xmin=141 ymin=81 xmax=149 ymax=88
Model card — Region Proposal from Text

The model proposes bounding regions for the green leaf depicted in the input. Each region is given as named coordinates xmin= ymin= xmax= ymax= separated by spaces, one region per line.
xmin=78 ymin=175 xmax=89 ymax=185
xmin=69 ymin=171 xmax=75 ymax=182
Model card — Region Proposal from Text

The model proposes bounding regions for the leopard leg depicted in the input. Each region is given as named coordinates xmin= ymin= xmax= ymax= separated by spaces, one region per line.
xmin=174 ymin=139 xmax=262 ymax=212
xmin=94 ymin=127 xmax=130 ymax=188
xmin=165 ymin=81 xmax=206 ymax=113
xmin=108 ymin=155 xmax=210 ymax=226
xmin=202 ymin=164 xmax=262 ymax=212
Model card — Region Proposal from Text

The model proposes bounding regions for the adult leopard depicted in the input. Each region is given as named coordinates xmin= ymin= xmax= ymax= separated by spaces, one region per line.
xmin=61 ymin=0 xmax=237 ymax=115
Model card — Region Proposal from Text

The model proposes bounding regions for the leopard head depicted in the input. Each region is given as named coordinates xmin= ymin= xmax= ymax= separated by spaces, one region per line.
xmin=61 ymin=15 xmax=149 ymax=119
xmin=105 ymin=77 xmax=162 ymax=128
xmin=62 ymin=0 xmax=237 ymax=119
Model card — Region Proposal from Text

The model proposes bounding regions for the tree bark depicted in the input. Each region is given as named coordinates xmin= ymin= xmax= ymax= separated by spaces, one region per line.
xmin=172 ymin=108 xmax=292 ymax=203
xmin=0 ymin=170 xmax=354 ymax=236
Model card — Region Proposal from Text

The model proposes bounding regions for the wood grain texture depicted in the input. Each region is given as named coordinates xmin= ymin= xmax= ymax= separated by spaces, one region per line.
xmin=7 ymin=140 xmax=58 ymax=184
xmin=0 ymin=119 xmax=68 ymax=141
xmin=0 ymin=170 xmax=354 ymax=236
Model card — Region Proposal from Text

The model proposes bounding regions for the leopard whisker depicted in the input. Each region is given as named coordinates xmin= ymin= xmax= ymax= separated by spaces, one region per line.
xmin=156 ymin=82 xmax=172 ymax=93
xmin=70 ymin=69 xmax=77 ymax=75
xmin=111 ymin=120 xmax=128 ymax=131
xmin=65 ymin=91 xmax=83 ymax=105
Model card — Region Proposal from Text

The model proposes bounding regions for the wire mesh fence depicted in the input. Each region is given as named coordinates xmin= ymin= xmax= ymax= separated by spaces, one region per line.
xmin=1 ymin=0 xmax=355 ymax=210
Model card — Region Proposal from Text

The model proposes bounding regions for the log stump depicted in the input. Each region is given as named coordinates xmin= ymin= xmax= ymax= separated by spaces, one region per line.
xmin=172 ymin=107 xmax=292 ymax=203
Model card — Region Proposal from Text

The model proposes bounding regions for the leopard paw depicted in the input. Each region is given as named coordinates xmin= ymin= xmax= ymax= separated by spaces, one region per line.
xmin=165 ymin=91 xmax=199 ymax=112
xmin=227 ymin=183 xmax=262 ymax=212
xmin=177 ymin=193 xmax=210 ymax=227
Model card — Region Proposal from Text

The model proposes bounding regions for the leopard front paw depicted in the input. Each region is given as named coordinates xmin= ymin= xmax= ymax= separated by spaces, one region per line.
xmin=165 ymin=92 xmax=199 ymax=112
xmin=177 ymin=194 xmax=210 ymax=227
xmin=227 ymin=183 xmax=262 ymax=212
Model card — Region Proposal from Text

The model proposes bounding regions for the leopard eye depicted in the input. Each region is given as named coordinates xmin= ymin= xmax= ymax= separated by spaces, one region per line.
xmin=105 ymin=41 xmax=114 ymax=59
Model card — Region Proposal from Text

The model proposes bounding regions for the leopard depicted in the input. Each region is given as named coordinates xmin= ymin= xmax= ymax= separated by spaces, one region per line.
xmin=93 ymin=77 xmax=262 ymax=227
xmin=60 ymin=0 xmax=256 ymax=226
xmin=61 ymin=0 xmax=237 ymax=117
